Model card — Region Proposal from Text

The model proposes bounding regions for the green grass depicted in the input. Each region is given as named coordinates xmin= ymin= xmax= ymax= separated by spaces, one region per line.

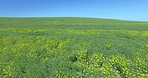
xmin=0 ymin=17 xmax=148 ymax=78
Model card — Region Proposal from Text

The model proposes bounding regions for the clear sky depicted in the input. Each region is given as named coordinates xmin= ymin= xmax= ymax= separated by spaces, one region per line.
xmin=0 ymin=0 xmax=148 ymax=21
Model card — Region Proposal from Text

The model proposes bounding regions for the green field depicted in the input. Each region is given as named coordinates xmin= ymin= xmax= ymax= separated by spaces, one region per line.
xmin=0 ymin=17 xmax=148 ymax=78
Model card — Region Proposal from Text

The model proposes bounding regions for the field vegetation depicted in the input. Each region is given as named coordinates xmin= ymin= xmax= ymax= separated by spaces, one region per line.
xmin=0 ymin=17 xmax=148 ymax=78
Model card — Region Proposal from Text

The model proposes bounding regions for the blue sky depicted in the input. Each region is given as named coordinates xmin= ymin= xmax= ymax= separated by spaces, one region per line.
xmin=0 ymin=0 xmax=148 ymax=21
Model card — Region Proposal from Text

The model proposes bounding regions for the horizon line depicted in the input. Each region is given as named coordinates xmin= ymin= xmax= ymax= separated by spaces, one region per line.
xmin=0 ymin=16 xmax=148 ymax=22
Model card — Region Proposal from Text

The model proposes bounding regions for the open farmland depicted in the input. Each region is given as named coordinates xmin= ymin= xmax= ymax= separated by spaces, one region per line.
xmin=0 ymin=17 xmax=148 ymax=78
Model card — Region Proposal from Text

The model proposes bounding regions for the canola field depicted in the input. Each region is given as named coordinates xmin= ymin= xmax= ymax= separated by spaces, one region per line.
xmin=0 ymin=17 xmax=148 ymax=78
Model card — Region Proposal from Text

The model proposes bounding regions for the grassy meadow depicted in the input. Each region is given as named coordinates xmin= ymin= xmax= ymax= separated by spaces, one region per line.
xmin=0 ymin=17 xmax=148 ymax=78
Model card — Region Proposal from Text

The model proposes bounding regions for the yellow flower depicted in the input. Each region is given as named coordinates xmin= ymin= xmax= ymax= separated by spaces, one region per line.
xmin=140 ymin=74 xmax=145 ymax=77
